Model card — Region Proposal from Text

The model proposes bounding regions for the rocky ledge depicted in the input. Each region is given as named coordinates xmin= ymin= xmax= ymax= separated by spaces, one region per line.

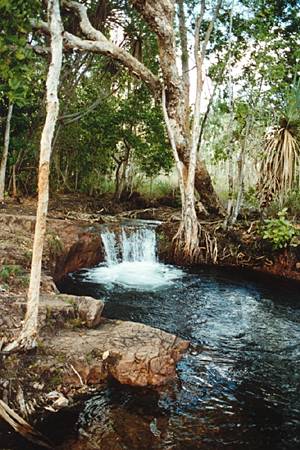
xmin=0 ymin=294 xmax=188 ymax=419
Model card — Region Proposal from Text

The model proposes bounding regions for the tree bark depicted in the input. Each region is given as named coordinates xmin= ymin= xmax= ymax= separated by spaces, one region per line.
xmin=12 ymin=164 xmax=17 ymax=197
xmin=230 ymin=119 xmax=251 ymax=224
xmin=131 ymin=0 xmax=224 ymax=217
xmin=0 ymin=102 xmax=13 ymax=202
xmin=177 ymin=0 xmax=190 ymax=136
xmin=4 ymin=0 xmax=63 ymax=352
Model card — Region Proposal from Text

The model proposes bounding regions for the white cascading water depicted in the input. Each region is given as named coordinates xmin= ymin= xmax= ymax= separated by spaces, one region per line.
xmin=85 ymin=222 xmax=183 ymax=290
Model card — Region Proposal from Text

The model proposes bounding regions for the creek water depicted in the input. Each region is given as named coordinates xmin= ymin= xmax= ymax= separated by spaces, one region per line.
xmin=2 ymin=221 xmax=300 ymax=449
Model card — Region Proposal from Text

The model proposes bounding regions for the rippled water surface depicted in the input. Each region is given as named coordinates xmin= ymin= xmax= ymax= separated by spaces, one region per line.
xmin=55 ymin=266 xmax=300 ymax=450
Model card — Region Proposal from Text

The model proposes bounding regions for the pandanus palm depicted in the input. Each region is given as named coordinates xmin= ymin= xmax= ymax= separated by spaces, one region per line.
xmin=259 ymin=80 xmax=300 ymax=208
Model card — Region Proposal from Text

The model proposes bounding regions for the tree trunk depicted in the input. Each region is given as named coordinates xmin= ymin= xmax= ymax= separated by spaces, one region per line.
xmin=230 ymin=119 xmax=251 ymax=224
xmin=194 ymin=159 xmax=224 ymax=215
xmin=114 ymin=138 xmax=131 ymax=200
xmin=223 ymin=151 xmax=234 ymax=228
xmin=177 ymin=0 xmax=190 ymax=136
xmin=231 ymin=150 xmax=245 ymax=224
xmin=4 ymin=0 xmax=63 ymax=352
xmin=12 ymin=164 xmax=17 ymax=198
xmin=0 ymin=102 xmax=13 ymax=202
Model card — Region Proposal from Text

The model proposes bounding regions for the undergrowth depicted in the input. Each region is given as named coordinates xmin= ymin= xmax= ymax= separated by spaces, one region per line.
xmin=260 ymin=208 xmax=299 ymax=250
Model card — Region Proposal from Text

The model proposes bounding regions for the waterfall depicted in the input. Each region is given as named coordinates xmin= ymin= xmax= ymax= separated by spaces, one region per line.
xmin=101 ymin=230 xmax=119 ymax=265
xmin=101 ymin=223 xmax=157 ymax=265
xmin=84 ymin=220 xmax=183 ymax=289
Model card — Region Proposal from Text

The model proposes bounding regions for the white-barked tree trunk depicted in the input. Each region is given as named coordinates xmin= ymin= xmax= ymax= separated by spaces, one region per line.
xmin=0 ymin=102 xmax=14 ymax=202
xmin=4 ymin=0 xmax=63 ymax=352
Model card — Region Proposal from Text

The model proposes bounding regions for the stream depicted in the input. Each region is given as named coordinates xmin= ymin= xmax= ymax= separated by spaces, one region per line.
xmin=54 ymin=222 xmax=300 ymax=449
xmin=2 ymin=221 xmax=300 ymax=449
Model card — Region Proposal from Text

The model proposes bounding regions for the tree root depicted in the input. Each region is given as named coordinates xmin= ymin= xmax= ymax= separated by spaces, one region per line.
xmin=0 ymin=399 xmax=52 ymax=449
xmin=173 ymin=219 xmax=218 ymax=264
xmin=2 ymin=333 xmax=37 ymax=354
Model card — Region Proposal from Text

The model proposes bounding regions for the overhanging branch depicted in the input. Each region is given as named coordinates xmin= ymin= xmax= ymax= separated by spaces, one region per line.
xmin=31 ymin=2 xmax=160 ymax=93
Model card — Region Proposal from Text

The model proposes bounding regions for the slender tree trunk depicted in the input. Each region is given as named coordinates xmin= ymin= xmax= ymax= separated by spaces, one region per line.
xmin=4 ymin=0 xmax=63 ymax=352
xmin=12 ymin=164 xmax=17 ymax=198
xmin=223 ymin=145 xmax=234 ymax=229
xmin=222 ymin=0 xmax=235 ymax=228
xmin=230 ymin=150 xmax=245 ymax=224
xmin=177 ymin=0 xmax=190 ymax=136
xmin=230 ymin=119 xmax=251 ymax=224
xmin=0 ymin=102 xmax=13 ymax=202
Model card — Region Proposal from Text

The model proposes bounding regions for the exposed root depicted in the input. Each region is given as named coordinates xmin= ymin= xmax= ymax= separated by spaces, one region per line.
xmin=173 ymin=219 xmax=218 ymax=264
xmin=2 ymin=333 xmax=37 ymax=354
xmin=0 ymin=399 xmax=52 ymax=449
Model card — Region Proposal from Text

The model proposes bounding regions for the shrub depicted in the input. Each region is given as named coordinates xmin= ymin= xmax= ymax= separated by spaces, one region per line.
xmin=244 ymin=186 xmax=260 ymax=209
xmin=0 ymin=265 xmax=23 ymax=283
xmin=261 ymin=208 xmax=299 ymax=250
xmin=265 ymin=190 xmax=300 ymax=218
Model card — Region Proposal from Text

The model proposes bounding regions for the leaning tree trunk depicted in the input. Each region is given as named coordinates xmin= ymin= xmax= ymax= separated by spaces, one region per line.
xmin=131 ymin=0 xmax=222 ymax=262
xmin=4 ymin=0 xmax=63 ymax=352
xmin=194 ymin=159 xmax=224 ymax=215
xmin=0 ymin=102 xmax=13 ymax=202
xmin=176 ymin=0 xmax=223 ymax=216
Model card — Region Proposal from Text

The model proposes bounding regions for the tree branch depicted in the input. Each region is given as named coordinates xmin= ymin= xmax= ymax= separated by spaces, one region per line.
xmin=62 ymin=1 xmax=160 ymax=92
xmin=59 ymin=85 xmax=120 ymax=124
xmin=201 ymin=0 xmax=222 ymax=59
xmin=31 ymin=4 xmax=160 ymax=93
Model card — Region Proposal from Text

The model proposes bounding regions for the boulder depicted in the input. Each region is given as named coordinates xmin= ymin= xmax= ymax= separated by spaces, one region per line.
xmin=77 ymin=296 xmax=104 ymax=328
xmin=53 ymin=320 xmax=189 ymax=387
xmin=40 ymin=294 xmax=104 ymax=329
xmin=54 ymin=233 xmax=104 ymax=282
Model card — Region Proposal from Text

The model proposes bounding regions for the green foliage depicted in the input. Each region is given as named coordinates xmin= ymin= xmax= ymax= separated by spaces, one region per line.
xmin=284 ymin=191 xmax=300 ymax=217
xmin=284 ymin=77 xmax=300 ymax=127
xmin=0 ymin=264 xmax=28 ymax=288
xmin=0 ymin=264 xmax=23 ymax=282
xmin=244 ymin=187 xmax=259 ymax=209
xmin=0 ymin=0 xmax=40 ymax=104
xmin=139 ymin=179 xmax=177 ymax=199
xmin=266 ymin=190 xmax=300 ymax=219
xmin=54 ymin=64 xmax=172 ymax=194
xmin=261 ymin=208 xmax=298 ymax=250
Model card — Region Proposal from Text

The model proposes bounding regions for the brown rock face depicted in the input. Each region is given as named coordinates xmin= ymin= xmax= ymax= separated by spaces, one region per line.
xmin=54 ymin=232 xmax=104 ymax=282
xmin=53 ymin=320 xmax=189 ymax=387
xmin=105 ymin=321 xmax=189 ymax=386
xmin=76 ymin=295 xmax=104 ymax=328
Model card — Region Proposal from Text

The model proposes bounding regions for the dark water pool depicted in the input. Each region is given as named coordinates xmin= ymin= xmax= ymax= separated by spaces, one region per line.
xmin=1 ymin=267 xmax=299 ymax=449
xmin=53 ymin=267 xmax=300 ymax=450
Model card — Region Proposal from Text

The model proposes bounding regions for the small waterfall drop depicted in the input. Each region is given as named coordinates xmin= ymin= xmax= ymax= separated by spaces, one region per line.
xmin=85 ymin=221 xmax=183 ymax=290
xmin=101 ymin=224 xmax=157 ymax=265
xmin=101 ymin=230 xmax=119 ymax=265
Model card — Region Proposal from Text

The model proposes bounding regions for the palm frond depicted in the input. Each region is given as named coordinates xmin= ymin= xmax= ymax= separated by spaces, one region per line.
xmin=258 ymin=125 xmax=300 ymax=207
